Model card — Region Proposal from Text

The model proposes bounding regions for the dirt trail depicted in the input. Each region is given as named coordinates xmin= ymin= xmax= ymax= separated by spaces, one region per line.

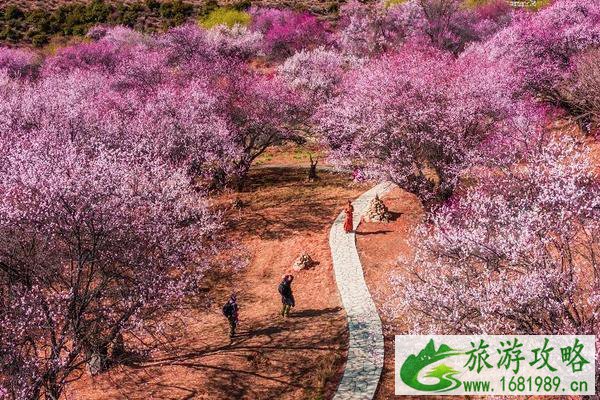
xmin=66 ymin=161 xmax=368 ymax=400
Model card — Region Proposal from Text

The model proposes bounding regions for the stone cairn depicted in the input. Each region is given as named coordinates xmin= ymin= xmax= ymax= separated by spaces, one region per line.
xmin=364 ymin=194 xmax=392 ymax=223
xmin=292 ymin=253 xmax=315 ymax=271
xmin=231 ymin=197 xmax=247 ymax=211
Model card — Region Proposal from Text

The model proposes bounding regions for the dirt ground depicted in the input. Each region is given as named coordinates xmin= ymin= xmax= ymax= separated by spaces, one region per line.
xmin=65 ymin=150 xmax=369 ymax=400
xmin=355 ymin=187 xmax=424 ymax=400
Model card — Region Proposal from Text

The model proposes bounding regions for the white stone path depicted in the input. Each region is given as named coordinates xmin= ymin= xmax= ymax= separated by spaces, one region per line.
xmin=329 ymin=181 xmax=394 ymax=400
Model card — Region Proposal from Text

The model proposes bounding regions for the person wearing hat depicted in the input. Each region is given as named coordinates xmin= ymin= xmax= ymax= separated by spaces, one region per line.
xmin=278 ymin=275 xmax=295 ymax=317
xmin=222 ymin=293 xmax=239 ymax=338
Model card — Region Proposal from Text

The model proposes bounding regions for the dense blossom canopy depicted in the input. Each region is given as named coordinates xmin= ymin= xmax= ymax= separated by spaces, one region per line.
xmin=336 ymin=0 xmax=512 ymax=57
xmin=467 ymin=0 xmax=600 ymax=95
xmin=0 ymin=47 xmax=39 ymax=79
xmin=317 ymin=42 xmax=528 ymax=207
xmin=387 ymin=136 xmax=600 ymax=379
xmin=3 ymin=24 xmax=303 ymax=190
xmin=0 ymin=139 xmax=222 ymax=399
xmin=318 ymin=0 xmax=600 ymax=386
xmin=250 ymin=7 xmax=330 ymax=60
xmin=2 ymin=0 xmax=600 ymax=397
xmin=0 ymin=23 xmax=289 ymax=399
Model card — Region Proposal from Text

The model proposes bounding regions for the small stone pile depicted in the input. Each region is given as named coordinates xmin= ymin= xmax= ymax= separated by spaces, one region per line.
xmin=232 ymin=198 xmax=246 ymax=209
xmin=292 ymin=253 xmax=315 ymax=271
xmin=364 ymin=195 xmax=392 ymax=223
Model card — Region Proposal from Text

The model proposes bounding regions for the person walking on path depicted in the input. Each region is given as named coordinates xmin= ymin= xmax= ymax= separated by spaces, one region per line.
xmin=343 ymin=200 xmax=354 ymax=233
xmin=278 ymin=275 xmax=295 ymax=317
xmin=222 ymin=293 xmax=239 ymax=338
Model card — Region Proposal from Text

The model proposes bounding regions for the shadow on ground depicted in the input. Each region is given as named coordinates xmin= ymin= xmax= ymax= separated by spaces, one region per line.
xmin=229 ymin=168 xmax=359 ymax=241
xmin=102 ymin=307 xmax=348 ymax=400
xmin=67 ymin=163 xmax=364 ymax=400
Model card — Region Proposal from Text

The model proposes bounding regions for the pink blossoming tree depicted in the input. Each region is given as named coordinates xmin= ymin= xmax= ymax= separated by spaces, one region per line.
xmin=555 ymin=48 xmax=600 ymax=134
xmin=250 ymin=7 xmax=329 ymax=60
xmin=467 ymin=0 xmax=600 ymax=96
xmin=336 ymin=0 xmax=512 ymax=58
xmin=278 ymin=46 xmax=346 ymax=111
xmin=316 ymin=43 xmax=527 ymax=208
xmin=0 ymin=138 xmax=225 ymax=399
xmin=387 ymin=135 xmax=600 ymax=382
xmin=0 ymin=47 xmax=39 ymax=80
xmin=4 ymin=24 xmax=303 ymax=190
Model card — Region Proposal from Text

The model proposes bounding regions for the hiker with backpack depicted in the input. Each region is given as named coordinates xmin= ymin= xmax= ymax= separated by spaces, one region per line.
xmin=278 ymin=275 xmax=295 ymax=317
xmin=222 ymin=293 xmax=239 ymax=338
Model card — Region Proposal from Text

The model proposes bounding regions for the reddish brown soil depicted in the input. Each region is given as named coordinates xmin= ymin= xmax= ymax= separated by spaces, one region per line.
xmin=254 ymin=143 xmax=327 ymax=168
xmin=65 ymin=164 xmax=368 ymax=400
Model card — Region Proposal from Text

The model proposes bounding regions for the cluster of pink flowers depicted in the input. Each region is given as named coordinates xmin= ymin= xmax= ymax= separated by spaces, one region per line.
xmin=277 ymin=0 xmax=600 ymax=385
xmin=0 ymin=23 xmax=302 ymax=399
xmin=250 ymin=7 xmax=330 ymax=60
xmin=387 ymin=135 xmax=600 ymax=380
xmin=2 ymin=0 xmax=600 ymax=396
xmin=316 ymin=42 xmax=527 ymax=208
xmin=0 ymin=47 xmax=39 ymax=80
xmin=335 ymin=0 xmax=513 ymax=57
xmin=315 ymin=0 xmax=600 ymax=385
xmin=467 ymin=0 xmax=600 ymax=95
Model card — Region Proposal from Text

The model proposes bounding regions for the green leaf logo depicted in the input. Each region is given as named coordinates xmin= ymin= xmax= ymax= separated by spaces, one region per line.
xmin=400 ymin=339 xmax=463 ymax=392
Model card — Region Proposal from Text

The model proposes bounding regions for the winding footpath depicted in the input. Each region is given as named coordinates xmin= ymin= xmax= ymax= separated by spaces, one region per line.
xmin=329 ymin=182 xmax=394 ymax=400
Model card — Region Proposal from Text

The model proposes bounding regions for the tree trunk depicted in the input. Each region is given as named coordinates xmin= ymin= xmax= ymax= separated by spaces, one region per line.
xmin=234 ymin=162 xmax=252 ymax=192
xmin=307 ymin=155 xmax=318 ymax=181
xmin=111 ymin=332 xmax=125 ymax=361
xmin=44 ymin=377 xmax=62 ymax=400
xmin=46 ymin=387 xmax=61 ymax=400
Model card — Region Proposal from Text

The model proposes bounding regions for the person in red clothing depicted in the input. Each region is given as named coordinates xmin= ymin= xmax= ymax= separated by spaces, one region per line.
xmin=343 ymin=200 xmax=354 ymax=233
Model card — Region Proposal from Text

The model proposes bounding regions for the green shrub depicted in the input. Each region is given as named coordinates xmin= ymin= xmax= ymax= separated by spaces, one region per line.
xmin=171 ymin=0 xmax=193 ymax=16
xmin=200 ymin=7 xmax=251 ymax=29
xmin=86 ymin=0 xmax=111 ymax=22
xmin=462 ymin=0 xmax=505 ymax=8
xmin=31 ymin=33 xmax=49 ymax=47
xmin=146 ymin=0 xmax=161 ymax=11
xmin=158 ymin=0 xmax=193 ymax=27
xmin=120 ymin=10 xmax=140 ymax=27
xmin=232 ymin=0 xmax=251 ymax=11
xmin=202 ymin=0 xmax=219 ymax=12
xmin=0 ymin=24 xmax=22 ymax=41
xmin=4 ymin=5 xmax=24 ymax=20
xmin=160 ymin=0 xmax=192 ymax=18
xmin=1 ymin=0 xmax=198 ymax=45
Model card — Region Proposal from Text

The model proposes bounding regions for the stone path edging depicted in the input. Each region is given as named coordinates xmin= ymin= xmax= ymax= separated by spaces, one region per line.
xmin=329 ymin=181 xmax=394 ymax=400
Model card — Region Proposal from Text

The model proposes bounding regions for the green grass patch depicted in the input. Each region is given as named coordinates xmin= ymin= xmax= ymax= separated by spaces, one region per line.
xmin=199 ymin=7 xmax=251 ymax=29
xmin=526 ymin=0 xmax=552 ymax=11
xmin=384 ymin=0 xmax=407 ymax=8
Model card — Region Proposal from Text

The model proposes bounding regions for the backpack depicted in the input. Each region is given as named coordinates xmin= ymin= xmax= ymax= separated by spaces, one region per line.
xmin=279 ymin=282 xmax=292 ymax=298
xmin=222 ymin=302 xmax=234 ymax=317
